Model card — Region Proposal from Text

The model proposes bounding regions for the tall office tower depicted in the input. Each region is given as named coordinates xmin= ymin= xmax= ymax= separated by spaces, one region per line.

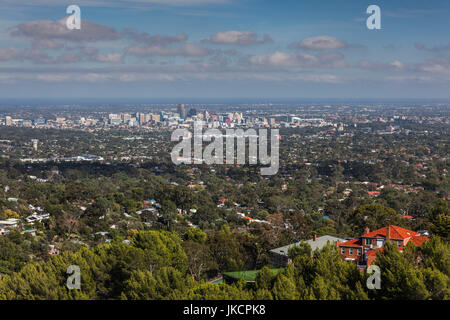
xmin=122 ymin=113 xmax=132 ymax=123
xmin=5 ymin=116 xmax=12 ymax=126
xmin=177 ymin=104 xmax=186 ymax=119
xmin=31 ymin=139 xmax=39 ymax=151
xmin=187 ymin=108 xmax=197 ymax=118
xmin=204 ymin=110 xmax=210 ymax=122
xmin=151 ymin=114 xmax=161 ymax=122
xmin=138 ymin=113 xmax=146 ymax=125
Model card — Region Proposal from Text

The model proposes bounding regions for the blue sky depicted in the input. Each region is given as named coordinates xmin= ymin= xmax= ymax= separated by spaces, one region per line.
xmin=0 ymin=0 xmax=449 ymax=100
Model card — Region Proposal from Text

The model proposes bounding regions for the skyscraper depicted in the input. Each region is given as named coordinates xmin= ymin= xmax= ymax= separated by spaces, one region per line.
xmin=187 ymin=108 xmax=197 ymax=118
xmin=151 ymin=114 xmax=161 ymax=122
xmin=177 ymin=104 xmax=186 ymax=119
xmin=122 ymin=113 xmax=132 ymax=123
xmin=138 ymin=113 xmax=149 ymax=126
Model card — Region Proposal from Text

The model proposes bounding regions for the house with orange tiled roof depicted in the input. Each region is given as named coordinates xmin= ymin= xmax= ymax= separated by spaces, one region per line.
xmin=337 ymin=225 xmax=429 ymax=269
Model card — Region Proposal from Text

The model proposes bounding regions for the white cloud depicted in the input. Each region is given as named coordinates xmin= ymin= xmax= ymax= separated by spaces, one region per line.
xmin=358 ymin=60 xmax=407 ymax=72
xmin=94 ymin=53 xmax=123 ymax=63
xmin=12 ymin=18 xmax=121 ymax=42
xmin=249 ymin=51 xmax=317 ymax=68
xmin=248 ymin=51 xmax=346 ymax=69
xmin=204 ymin=30 xmax=272 ymax=45
xmin=386 ymin=75 xmax=435 ymax=83
xmin=0 ymin=71 xmax=179 ymax=83
xmin=123 ymin=30 xmax=188 ymax=45
xmin=417 ymin=58 xmax=450 ymax=75
xmin=388 ymin=60 xmax=406 ymax=71
xmin=291 ymin=36 xmax=348 ymax=51
xmin=0 ymin=47 xmax=21 ymax=61
xmin=127 ymin=43 xmax=210 ymax=57
xmin=57 ymin=52 xmax=82 ymax=63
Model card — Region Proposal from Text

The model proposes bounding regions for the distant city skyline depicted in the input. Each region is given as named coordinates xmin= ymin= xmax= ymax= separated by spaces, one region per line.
xmin=0 ymin=0 xmax=449 ymax=99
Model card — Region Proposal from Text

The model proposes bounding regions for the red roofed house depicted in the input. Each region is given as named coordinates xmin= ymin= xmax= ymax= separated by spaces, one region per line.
xmin=337 ymin=225 xmax=429 ymax=269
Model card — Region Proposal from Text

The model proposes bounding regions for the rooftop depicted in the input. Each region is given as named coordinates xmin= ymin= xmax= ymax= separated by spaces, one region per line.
xmin=363 ymin=225 xmax=420 ymax=240
xmin=270 ymin=235 xmax=346 ymax=256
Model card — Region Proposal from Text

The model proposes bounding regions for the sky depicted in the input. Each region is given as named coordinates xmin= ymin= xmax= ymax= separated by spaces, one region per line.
xmin=0 ymin=0 xmax=449 ymax=100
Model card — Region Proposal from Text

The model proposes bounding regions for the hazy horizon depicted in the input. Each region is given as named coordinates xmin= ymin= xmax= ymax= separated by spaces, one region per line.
xmin=0 ymin=0 xmax=449 ymax=99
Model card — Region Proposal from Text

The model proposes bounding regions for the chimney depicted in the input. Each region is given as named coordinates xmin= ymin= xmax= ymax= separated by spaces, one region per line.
xmin=364 ymin=227 xmax=370 ymax=235
xmin=386 ymin=225 xmax=390 ymax=242
xmin=313 ymin=234 xmax=317 ymax=241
